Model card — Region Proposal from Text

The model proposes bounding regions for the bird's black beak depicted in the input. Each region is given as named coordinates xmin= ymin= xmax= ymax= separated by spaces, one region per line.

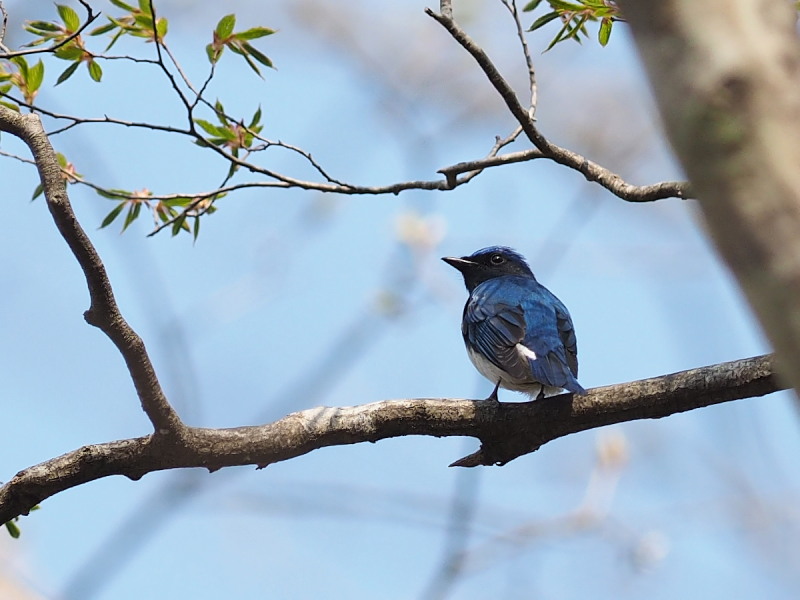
xmin=441 ymin=256 xmax=474 ymax=273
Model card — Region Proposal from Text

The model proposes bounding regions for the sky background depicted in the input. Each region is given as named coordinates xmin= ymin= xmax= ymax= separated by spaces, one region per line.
xmin=2 ymin=1 xmax=800 ymax=599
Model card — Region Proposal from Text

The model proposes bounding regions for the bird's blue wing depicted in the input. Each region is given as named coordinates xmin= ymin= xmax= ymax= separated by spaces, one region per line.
xmin=520 ymin=289 xmax=584 ymax=393
xmin=463 ymin=279 xmax=532 ymax=382
xmin=555 ymin=301 xmax=579 ymax=377
xmin=464 ymin=277 xmax=584 ymax=393
xmin=462 ymin=292 xmax=530 ymax=381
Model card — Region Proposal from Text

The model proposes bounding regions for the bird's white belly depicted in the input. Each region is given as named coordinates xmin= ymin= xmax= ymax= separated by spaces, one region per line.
xmin=466 ymin=345 xmax=564 ymax=398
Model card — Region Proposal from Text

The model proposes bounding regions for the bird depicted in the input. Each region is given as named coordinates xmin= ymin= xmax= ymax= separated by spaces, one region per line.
xmin=442 ymin=246 xmax=587 ymax=401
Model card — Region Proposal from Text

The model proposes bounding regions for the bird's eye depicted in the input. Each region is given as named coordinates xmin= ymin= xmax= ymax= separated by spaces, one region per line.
xmin=490 ymin=254 xmax=505 ymax=265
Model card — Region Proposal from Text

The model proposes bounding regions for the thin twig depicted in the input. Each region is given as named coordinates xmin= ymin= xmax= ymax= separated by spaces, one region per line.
xmin=438 ymin=148 xmax=543 ymax=183
xmin=147 ymin=0 xmax=191 ymax=111
xmin=161 ymin=41 xmax=199 ymax=97
xmin=501 ymin=0 xmax=538 ymax=118
xmin=192 ymin=62 xmax=217 ymax=111
xmin=267 ymin=139 xmax=349 ymax=186
xmin=0 ymin=147 xmax=36 ymax=165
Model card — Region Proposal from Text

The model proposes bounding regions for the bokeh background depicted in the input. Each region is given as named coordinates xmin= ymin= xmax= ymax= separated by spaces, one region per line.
xmin=2 ymin=1 xmax=799 ymax=599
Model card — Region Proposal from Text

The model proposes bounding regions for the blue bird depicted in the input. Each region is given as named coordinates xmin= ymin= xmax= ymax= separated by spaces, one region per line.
xmin=443 ymin=246 xmax=587 ymax=401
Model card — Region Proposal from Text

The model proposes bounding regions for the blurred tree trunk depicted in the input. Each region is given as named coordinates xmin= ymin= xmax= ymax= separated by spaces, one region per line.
xmin=619 ymin=0 xmax=800 ymax=396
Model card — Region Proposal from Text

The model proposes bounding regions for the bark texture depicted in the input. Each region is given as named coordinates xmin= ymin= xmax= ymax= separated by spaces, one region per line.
xmin=619 ymin=0 xmax=800 ymax=395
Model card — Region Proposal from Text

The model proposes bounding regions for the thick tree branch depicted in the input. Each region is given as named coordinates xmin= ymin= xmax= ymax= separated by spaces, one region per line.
xmin=425 ymin=7 xmax=692 ymax=202
xmin=0 ymin=106 xmax=182 ymax=434
xmin=0 ymin=354 xmax=783 ymax=525
xmin=618 ymin=0 xmax=800 ymax=395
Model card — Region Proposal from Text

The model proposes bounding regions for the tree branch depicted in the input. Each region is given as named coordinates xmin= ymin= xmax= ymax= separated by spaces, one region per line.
xmin=425 ymin=7 xmax=692 ymax=203
xmin=0 ymin=106 xmax=183 ymax=434
xmin=0 ymin=354 xmax=782 ymax=525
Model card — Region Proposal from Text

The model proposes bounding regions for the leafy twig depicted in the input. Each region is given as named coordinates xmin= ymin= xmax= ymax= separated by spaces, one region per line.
xmin=425 ymin=7 xmax=691 ymax=202
xmin=0 ymin=0 xmax=100 ymax=59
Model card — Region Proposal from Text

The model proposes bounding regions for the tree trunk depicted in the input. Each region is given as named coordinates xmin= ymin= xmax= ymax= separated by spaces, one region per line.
xmin=618 ymin=0 xmax=800 ymax=395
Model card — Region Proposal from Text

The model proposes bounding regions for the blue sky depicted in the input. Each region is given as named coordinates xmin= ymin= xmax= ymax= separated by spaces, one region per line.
xmin=2 ymin=1 xmax=799 ymax=599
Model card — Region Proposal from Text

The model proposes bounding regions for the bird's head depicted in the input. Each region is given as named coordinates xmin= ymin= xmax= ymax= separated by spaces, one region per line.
xmin=442 ymin=246 xmax=535 ymax=292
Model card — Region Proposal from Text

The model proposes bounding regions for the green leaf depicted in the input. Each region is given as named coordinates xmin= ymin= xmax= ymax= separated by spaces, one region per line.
xmin=121 ymin=202 xmax=142 ymax=232
xmin=548 ymin=0 xmax=584 ymax=10
xmin=157 ymin=205 xmax=173 ymax=223
xmin=105 ymin=29 xmax=124 ymax=51
xmin=193 ymin=216 xmax=200 ymax=241
xmin=171 ymin=212 xmax=187 ymax=236
xmin=96 ymin=187 xmax=131 ymax=199
xmin=87 ymin=60 xmax=103 ymax=82
xmin=31 ymin=183 xmax=44 ymax=201
xmin=26 ymin=20 xmax=62 ymax=33
xmin=567 ymin=14 xmax=589 ymax=42
xmin=90 ymin=21 xmax=117 ymax=36
xmin=545 ymin=19 xmax=573 ymax=51
xmin=0 ymin=100 xmax=20 ymax=112
xmin=240 ymin=52 xmax=262 ymax=77
xmin=214 ymin=99 xmax=229 ymax=124
xmin=235 ymin=26 xmax=276 ymax=40
xmin=205 ymin=43 xmax=221 ymax=64
xmin=57 ymin=4 xmax=81 ymax=31
xmin=155 ymin=17 xmax=168 ymax=40
xmin=27 ymin=60 xmax=44 ymax=93
xmin=194 ymin=118 xmax=223 ymax=136
xmin=54 ymin=45 xmax=84 ymax=60
xmin=522 ymin=0 xmax=544 ymax=11
xmin=55 ymin=61 xmax=80 ymax=85
xmin=598 ymin=17 xmax=612 ymax=46
xmin=243 ymin=43 xmax=273 ymax=69
xmin=215 ymin=14 xmax=236 ymax=39
xmin=137 ymin=0 xmax=153 ymax=15
xmin=100 ymin=202 xmax=126 ymax=228
xmin=109 ymin=0 xmax=136 ymax=11
xmin=5 ymin=521 xmax=20 ymax=539
xmin=248 ymin=105 xmax=262 ymax=129
xmin=528 ymin=11 xmax=559 ymax=32
xmin=163 ymin=197 xmax=192 ymax=207
xmin=217 ymin=126 xmax=236 ymax=141
xmin=133 ymin=13 xmax=156 ymax=29
xmin=10 ymin=56 xmax=28 ymax=79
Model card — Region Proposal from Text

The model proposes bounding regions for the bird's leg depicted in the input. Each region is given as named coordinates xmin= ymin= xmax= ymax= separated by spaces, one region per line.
xmin=485 ymin=381 xmax=501 ymax=402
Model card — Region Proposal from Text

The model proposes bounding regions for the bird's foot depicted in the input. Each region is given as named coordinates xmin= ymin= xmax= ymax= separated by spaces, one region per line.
xmin=484 ymin=381 xmax=501 ymax=403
